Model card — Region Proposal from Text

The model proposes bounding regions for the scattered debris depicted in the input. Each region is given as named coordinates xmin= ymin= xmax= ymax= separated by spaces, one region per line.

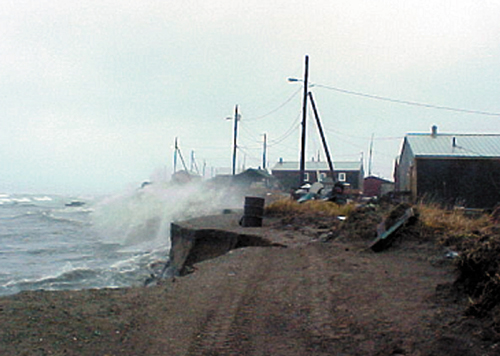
xmin=370 ymin=205 xmax=417 ymax=252
xmin=444 ymin=250 xmax=459 ymax=259
xmin=65 ymin=201 xmax=85 ymax=207
xmin=297 ymin=192 xmax=317 ymax=203
xmin=337 ymin=205 xmax=382 ymax=241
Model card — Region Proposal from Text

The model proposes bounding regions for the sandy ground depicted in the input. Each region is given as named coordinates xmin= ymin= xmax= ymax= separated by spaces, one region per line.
xmin=0 ymin=216 xmax=499 ymax=355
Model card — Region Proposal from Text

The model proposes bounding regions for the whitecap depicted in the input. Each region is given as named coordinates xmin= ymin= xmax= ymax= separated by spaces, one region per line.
xmin=33 ymin=196 xmax=53 ymax=202
xmin=11 ymin=197 xmax=32 ymax=203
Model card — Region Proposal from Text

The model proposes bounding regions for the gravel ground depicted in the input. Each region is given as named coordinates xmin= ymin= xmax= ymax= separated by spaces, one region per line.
xmin=1 ymin=215 xmax=499 ymax=355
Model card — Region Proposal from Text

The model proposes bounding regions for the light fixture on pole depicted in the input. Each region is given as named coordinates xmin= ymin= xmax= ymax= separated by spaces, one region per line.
xmin=262 ymin=133 xmax=267 ymax=170
xmin=226 ymin=105 xmax=240 ymax=176
xmin=288 ymin=55 xmax=310 ymax=186
xmin=300 ymin=55 xmax=309 ymax=186
xmin=289 ymin=68 xmax=336 ymax=184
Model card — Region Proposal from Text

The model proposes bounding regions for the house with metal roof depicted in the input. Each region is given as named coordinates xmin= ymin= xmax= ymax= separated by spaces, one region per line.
xmin=395 ymin=126 xmax=500 ymax=209
xmin=271 ymin=159 xmax=364 ymax=193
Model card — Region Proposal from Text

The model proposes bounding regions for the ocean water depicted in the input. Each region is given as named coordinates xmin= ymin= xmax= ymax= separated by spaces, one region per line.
xmin=0 ymin=182 xmax=242 ymax=296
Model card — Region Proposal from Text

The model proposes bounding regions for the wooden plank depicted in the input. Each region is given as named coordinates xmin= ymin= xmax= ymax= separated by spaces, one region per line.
xmin=369 ymin=208 xmax=415 ymax=252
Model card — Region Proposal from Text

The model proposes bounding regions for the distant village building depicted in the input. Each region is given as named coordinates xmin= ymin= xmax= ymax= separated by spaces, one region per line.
xmin=271 ymin=159 xmax=364 ymax=193
xmin=363 ymin=176 xmax=394 ymax=197
xmin=395 ymin=126 xmax=500 ymax=209
xmin=208 ymin=169 xmax=277 ymax=189
xmin=171 ymin=170 xmax=201 ymax=184
xmin=232 ymin=168 xmax=276 ymax=188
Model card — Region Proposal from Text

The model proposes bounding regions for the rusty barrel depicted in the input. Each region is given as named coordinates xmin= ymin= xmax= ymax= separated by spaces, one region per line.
xmin=241 ymin=196 xmax=265 ymax=227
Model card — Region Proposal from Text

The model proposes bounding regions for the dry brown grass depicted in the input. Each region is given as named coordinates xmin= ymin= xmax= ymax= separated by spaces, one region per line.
xmin=265 ymin=198 xmax=356 ymax=218
xmin=418 ymin=203 xmax=491 ymax=238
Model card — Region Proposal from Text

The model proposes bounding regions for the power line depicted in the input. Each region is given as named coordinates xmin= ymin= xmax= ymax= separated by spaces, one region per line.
xmin=315 ymin=84 xmax=500 ymax=117
xmin=238 ymin=143 xmax=262 ymax=150
xmin=237 ymin=146 xmax=261 ymax=162
xmin=323 ymin=127 xmax=403 ymax=141
xmin=244 ymin=88 xmax=302 ymax=122
xmin=239 ymin=122 xmax=262 ymax=144
xmin=267 ymin=123 xmax=300 ymax=147
xmin=267 ymin=112 xmax=301 ymax=147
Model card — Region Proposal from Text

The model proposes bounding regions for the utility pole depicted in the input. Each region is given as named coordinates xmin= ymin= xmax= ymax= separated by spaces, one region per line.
xmin=174 ymin=137 xmax=188 ymax=172
xmin=190 ymin=150 xmax=199 ymax=175
xmin=308 ymin=92 xmax=335 ymax=180
xmin=299 ymin=55 xmax=309 ymax=186
xmin=368 ymin=133 xmax=374 ymax=176
xmin=173 ymin=137 xmax=178 ymax=173
xmin=262 ymin=133 xmax=267 ymax=170
xmin=232 ymin=105 xmax=239 ymax=175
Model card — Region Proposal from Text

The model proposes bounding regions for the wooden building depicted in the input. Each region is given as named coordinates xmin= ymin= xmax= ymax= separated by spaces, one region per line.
xmin=271 ymin=159 xmax=364 ymax=193
xmin=395 ymin=127 xmax=500 ymax=209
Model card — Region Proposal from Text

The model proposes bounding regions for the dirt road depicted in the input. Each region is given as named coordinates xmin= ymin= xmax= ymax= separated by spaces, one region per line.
xmin=1 ymin=229 xmax=496 ymax=355
xmin=138 ymin=240 xmax=454 ymax=355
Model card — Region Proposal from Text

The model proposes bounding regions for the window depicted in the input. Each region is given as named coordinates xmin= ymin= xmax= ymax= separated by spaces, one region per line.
xmin=338 ymin=172 xmax=346 ymax=182
xmin=319 ymin=172 xmax=327 ymax=182
xmin=304 ymin=172 xmax=310 ymax=182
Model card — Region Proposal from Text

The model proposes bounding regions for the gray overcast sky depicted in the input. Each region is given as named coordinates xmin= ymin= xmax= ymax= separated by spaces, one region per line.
xmin=2 ymin=0 xmax=500 ymax=195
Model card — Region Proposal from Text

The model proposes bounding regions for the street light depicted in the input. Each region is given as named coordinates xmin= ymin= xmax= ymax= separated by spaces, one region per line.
xmin=226 ymin=105 xmax=240 ymax=175
xmin=289 ymin=74 xmax=336 ymax=184
xmin=288 ymin=55 xmax=309 ymax=187
xmin=288 ymin=77 xmax=315 ymax=87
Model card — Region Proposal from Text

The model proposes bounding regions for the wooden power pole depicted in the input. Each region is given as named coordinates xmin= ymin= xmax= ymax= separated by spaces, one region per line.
xmin=232 ymin=105 xmax=239 ymax=175
xmin=299 ymin=55 xmax=309 ymax=186
xmin=308 ymin=92 xmax=335 ymax=181
xmin=262 ymin=133 xmax=267 ymax=170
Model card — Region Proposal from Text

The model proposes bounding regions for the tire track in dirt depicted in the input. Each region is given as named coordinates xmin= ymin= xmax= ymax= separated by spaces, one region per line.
xmin=290 ymin=242 xmax=357 ymax=355
xmin=159 ymin=238 xmax=454 ymax=355
xmin=303 ymin=243 xmax=337 ymax=339
xmin=185 ymin=244 xmax=335 ymax=356
xmin=218 ymin=243 xmax=347 ymax=355
xmin=185 ymin=247 xmax=274 ymax=356
xmin=221 ymin=247 xmax=309 ymax=355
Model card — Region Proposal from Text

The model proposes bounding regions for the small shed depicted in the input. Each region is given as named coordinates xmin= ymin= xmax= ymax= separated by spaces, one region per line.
xmin=364 ymin=176 xmax=394 ymax=197
xmin=395 ymin=127 xmax=500 ymax=209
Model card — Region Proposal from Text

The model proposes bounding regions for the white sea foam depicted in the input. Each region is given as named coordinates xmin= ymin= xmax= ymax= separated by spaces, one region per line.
xmin=91 ymin=180 xmax=244 ymax=248
xmin=11 ymin=197 xmax=31 ymax=203
xmin=0 ymin=179 xmax=249 ymax=296
xmin=33 ymin=196 xmax=53 ymax=202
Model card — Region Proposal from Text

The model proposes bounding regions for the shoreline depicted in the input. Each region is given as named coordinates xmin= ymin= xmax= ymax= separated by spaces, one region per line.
xmin=0 ymin=212 xmax=497 ymax=355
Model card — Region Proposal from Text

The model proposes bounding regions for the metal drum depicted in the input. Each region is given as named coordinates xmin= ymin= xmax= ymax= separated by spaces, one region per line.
xmin=241 ymin=196 xmax=265 ymax=227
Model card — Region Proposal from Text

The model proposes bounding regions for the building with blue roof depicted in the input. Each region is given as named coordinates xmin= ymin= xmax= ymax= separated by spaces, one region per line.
xmin=395 ymin=126 xmax=500 ymax=209
xmin=271 ymin=159 xmax=364 ymax=192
